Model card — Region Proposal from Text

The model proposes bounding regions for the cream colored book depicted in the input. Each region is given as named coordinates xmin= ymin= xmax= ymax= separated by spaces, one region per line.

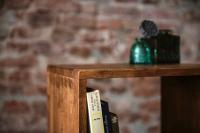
xmin=87 ymin=90 xmax=105 ymax=133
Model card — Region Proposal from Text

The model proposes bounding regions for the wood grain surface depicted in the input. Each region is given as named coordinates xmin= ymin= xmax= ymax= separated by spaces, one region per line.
xmin=48 ymin=64 xmax=200 ymax=79
xmin=162 ymin=76 xmax=200 ymax=133
xmin=47 ymin=64 xmax=200 ymax=133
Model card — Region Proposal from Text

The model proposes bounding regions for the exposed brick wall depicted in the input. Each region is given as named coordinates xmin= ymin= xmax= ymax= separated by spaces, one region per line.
xmin=0 ymin=0 xmax=199 ymax=133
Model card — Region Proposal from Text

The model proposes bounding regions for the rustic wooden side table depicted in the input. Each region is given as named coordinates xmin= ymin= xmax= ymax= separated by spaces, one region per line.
xmin=47 ymin=64 xmax=200 ymax=133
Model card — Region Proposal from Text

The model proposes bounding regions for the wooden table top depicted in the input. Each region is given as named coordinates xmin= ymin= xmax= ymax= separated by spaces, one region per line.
xmin=48 ymin=64 xmax=200 ymax=79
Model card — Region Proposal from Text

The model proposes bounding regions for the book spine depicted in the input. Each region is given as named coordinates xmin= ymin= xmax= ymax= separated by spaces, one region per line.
xmin=87 ymin=90 xmax=105 ymax=133
xmin=110 ymin=112 xmax=119 ymax=133
xmin=101 ymin=101 xmax=112 ymax=133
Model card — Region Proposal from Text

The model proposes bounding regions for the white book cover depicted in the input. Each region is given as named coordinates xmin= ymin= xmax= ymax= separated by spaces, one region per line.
xmin=87 ymin=90 xmax=105 ymax=133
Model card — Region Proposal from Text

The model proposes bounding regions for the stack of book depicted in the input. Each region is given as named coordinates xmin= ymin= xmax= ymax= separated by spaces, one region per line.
xmin=87 ymin=88 xmax=120 ymax=133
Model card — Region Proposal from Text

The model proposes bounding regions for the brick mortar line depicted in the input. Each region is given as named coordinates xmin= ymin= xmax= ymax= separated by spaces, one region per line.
xmin=0 ymin=95 xmax=46 ymax=103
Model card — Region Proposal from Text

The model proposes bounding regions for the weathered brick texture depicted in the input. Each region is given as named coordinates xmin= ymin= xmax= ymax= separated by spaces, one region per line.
xmin=0 ymin=0 xmax=199 ymax=133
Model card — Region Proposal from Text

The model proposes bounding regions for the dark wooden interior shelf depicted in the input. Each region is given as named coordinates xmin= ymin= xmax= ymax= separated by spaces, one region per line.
xmin=47 ymin=64 xmax=200 ymax=133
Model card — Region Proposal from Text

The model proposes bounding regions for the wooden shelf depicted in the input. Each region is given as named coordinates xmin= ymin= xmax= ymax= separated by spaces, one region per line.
xmin=47 ymin=63 xmax=200 ymax=133
xmin=48 ymin=64 xmax=200 ymax=79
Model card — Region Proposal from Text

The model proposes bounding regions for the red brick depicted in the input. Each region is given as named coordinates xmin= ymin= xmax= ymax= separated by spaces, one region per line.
xmin=0 ymin=131 xmax=46 ymax=133
xmin=131 ymin=77 xmax=160 ymax=97
xmin=87 ymin=79 xmax=112 ymax=93
xmin=35 ymin=71 xmax=47 ymax=84
xmin=7 ymin=84 xmax=24 ymax=95
xmin=57 ymin=15 xmax=96 ymax=29
xmin=79 ymin=2 xmax=97 ymax=15
xmin=9 ymin=25 xmax=31 ymax=38
xmin=133 ymin=85 xmax=160 ymax=97
xmin=121 ymin=19 xmax=140 ymax=31
xmin=33 ymin=0 xmax=76 ymax=12
xmin=32 ymin=101 xmax=47 ymax=117
xmin=22 ymin=85 xmax=40 ymax=96
xmin=6 ymin=40 xmax=30 ymax=52
xmin=8 ymin=69 xmax=30 ymax=83
xmin=0 ymin=42 xmax=4 ymax=53
xmin=121 ymin=126 xmax=131 ymax=133
xmin=28 ymin=84 xmax=46 ymax=96
xmin=37 ymin=85 xmax=46 ymax=96
xmin=76 ymin=15 xmax=96 ymax=29
xmin=81 ymin=30 xmax=116 ymax=45
xmin=97 ymin=17 xmax=123 ymax=30
xmin=55 ymin=14 xmax=74 ymax=26
xmin=0 ymin=55 xmax=37 ymax=68
xmin=0 ymin=82 xmax=7 ymax=94
xmin=109 ymin=79 xmax=128 ymax=94
xmin=181 ymin=9 xmax=200 ymax=22
xmin=0 ymin=111 xmax=38 ymax=131
xmin=110 ymin=86 xmax=127 ymax=94
xmin=129 ymin=113 xmax=141 ymax=122
xmin=51 ymin=26 xmax=75 ymax=43
xmin=142 ymin=0 xmax=160 ymax=4
xmin=32 ymin=40 xmax=51 ymax=55
xmin=9 ymin=83 xmax=45 ymax=97
xmin=6 ymin=40 xmax=51 ymax=55
xmin=3 ymin=100 xmax=30 ymax=113
xmin=118 ymin=108 xmax=133 ymax=120
xmin=140 ymin=99 xmax=160 ymax=113
xmin=143 ymin=8 xmax=178 ymax=19
xmin=5 ymin=0 xmax=32 ymax=9
xmin=0 ymin=11 xmax=16 ymax=39
xmin=165 ymin=0 xmax=199 ymax=6
xmin=28 ymin=8 xmax=54 ymax=28
xmin=143 ymin=77 xmax=160 ymax=86
xmin=99 ymin=46 xmax=113 ymax=55
xmin=80 ymin=30 xmax=101 ymax=43
xmin=139 ymin=112 xmax=151 ymax=123
xmin=99 ymin=3 xmax=142 ymax=17
xmin=130 ymin=111 xmax=151 ymax=123
xmin=148 ymin=125 xmax=160 ymax=133
xmin=69 ymin=46 xmax=91 ymax=58
xmin=116 ymin=0 xmax=138 ymax=2
xmin=54 ymin=1 xmax=81 ymax=13
xmin=157 ymin=21 xmax=179 ymax=32
xmin=0 ymin=69 xmax=6 ymax=81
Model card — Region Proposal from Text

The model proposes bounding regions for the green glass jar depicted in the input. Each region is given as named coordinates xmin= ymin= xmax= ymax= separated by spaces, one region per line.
xmin=130 ymin=38 xmax=152 ymax=64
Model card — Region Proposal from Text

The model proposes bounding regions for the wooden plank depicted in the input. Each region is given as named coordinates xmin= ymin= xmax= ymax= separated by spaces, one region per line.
xmin=48 ymin=64 xmax=200 ymax=79
xmin=47 ymin=72 xmax=54 ymax=133
xmin=161 ymin=76 xmax=200 ymax=133
xmin=48 ymin=64 xmax=200 ymax=133
xmin=79 ymin=79 xmax=87 ymax=133
xmin=48 ymin=71 xmax=80 ymax=133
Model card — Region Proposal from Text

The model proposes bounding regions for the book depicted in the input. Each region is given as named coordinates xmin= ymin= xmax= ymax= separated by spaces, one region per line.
xmin=87 ymin=90 xmax=105 ymax=133
xmin=101 ymin=100 xmax=112 ymax=133
xmin=110 ymin=112 xmax=119 ymax=133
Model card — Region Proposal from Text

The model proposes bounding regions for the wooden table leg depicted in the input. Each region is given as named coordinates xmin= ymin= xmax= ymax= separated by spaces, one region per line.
xmin=161 ymin=76 xmax=200 ymax=133
xmin=48 ymin=73 xmax=87 ymax=133
xmin=79 ymin=79 xmax=87 ymax=133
